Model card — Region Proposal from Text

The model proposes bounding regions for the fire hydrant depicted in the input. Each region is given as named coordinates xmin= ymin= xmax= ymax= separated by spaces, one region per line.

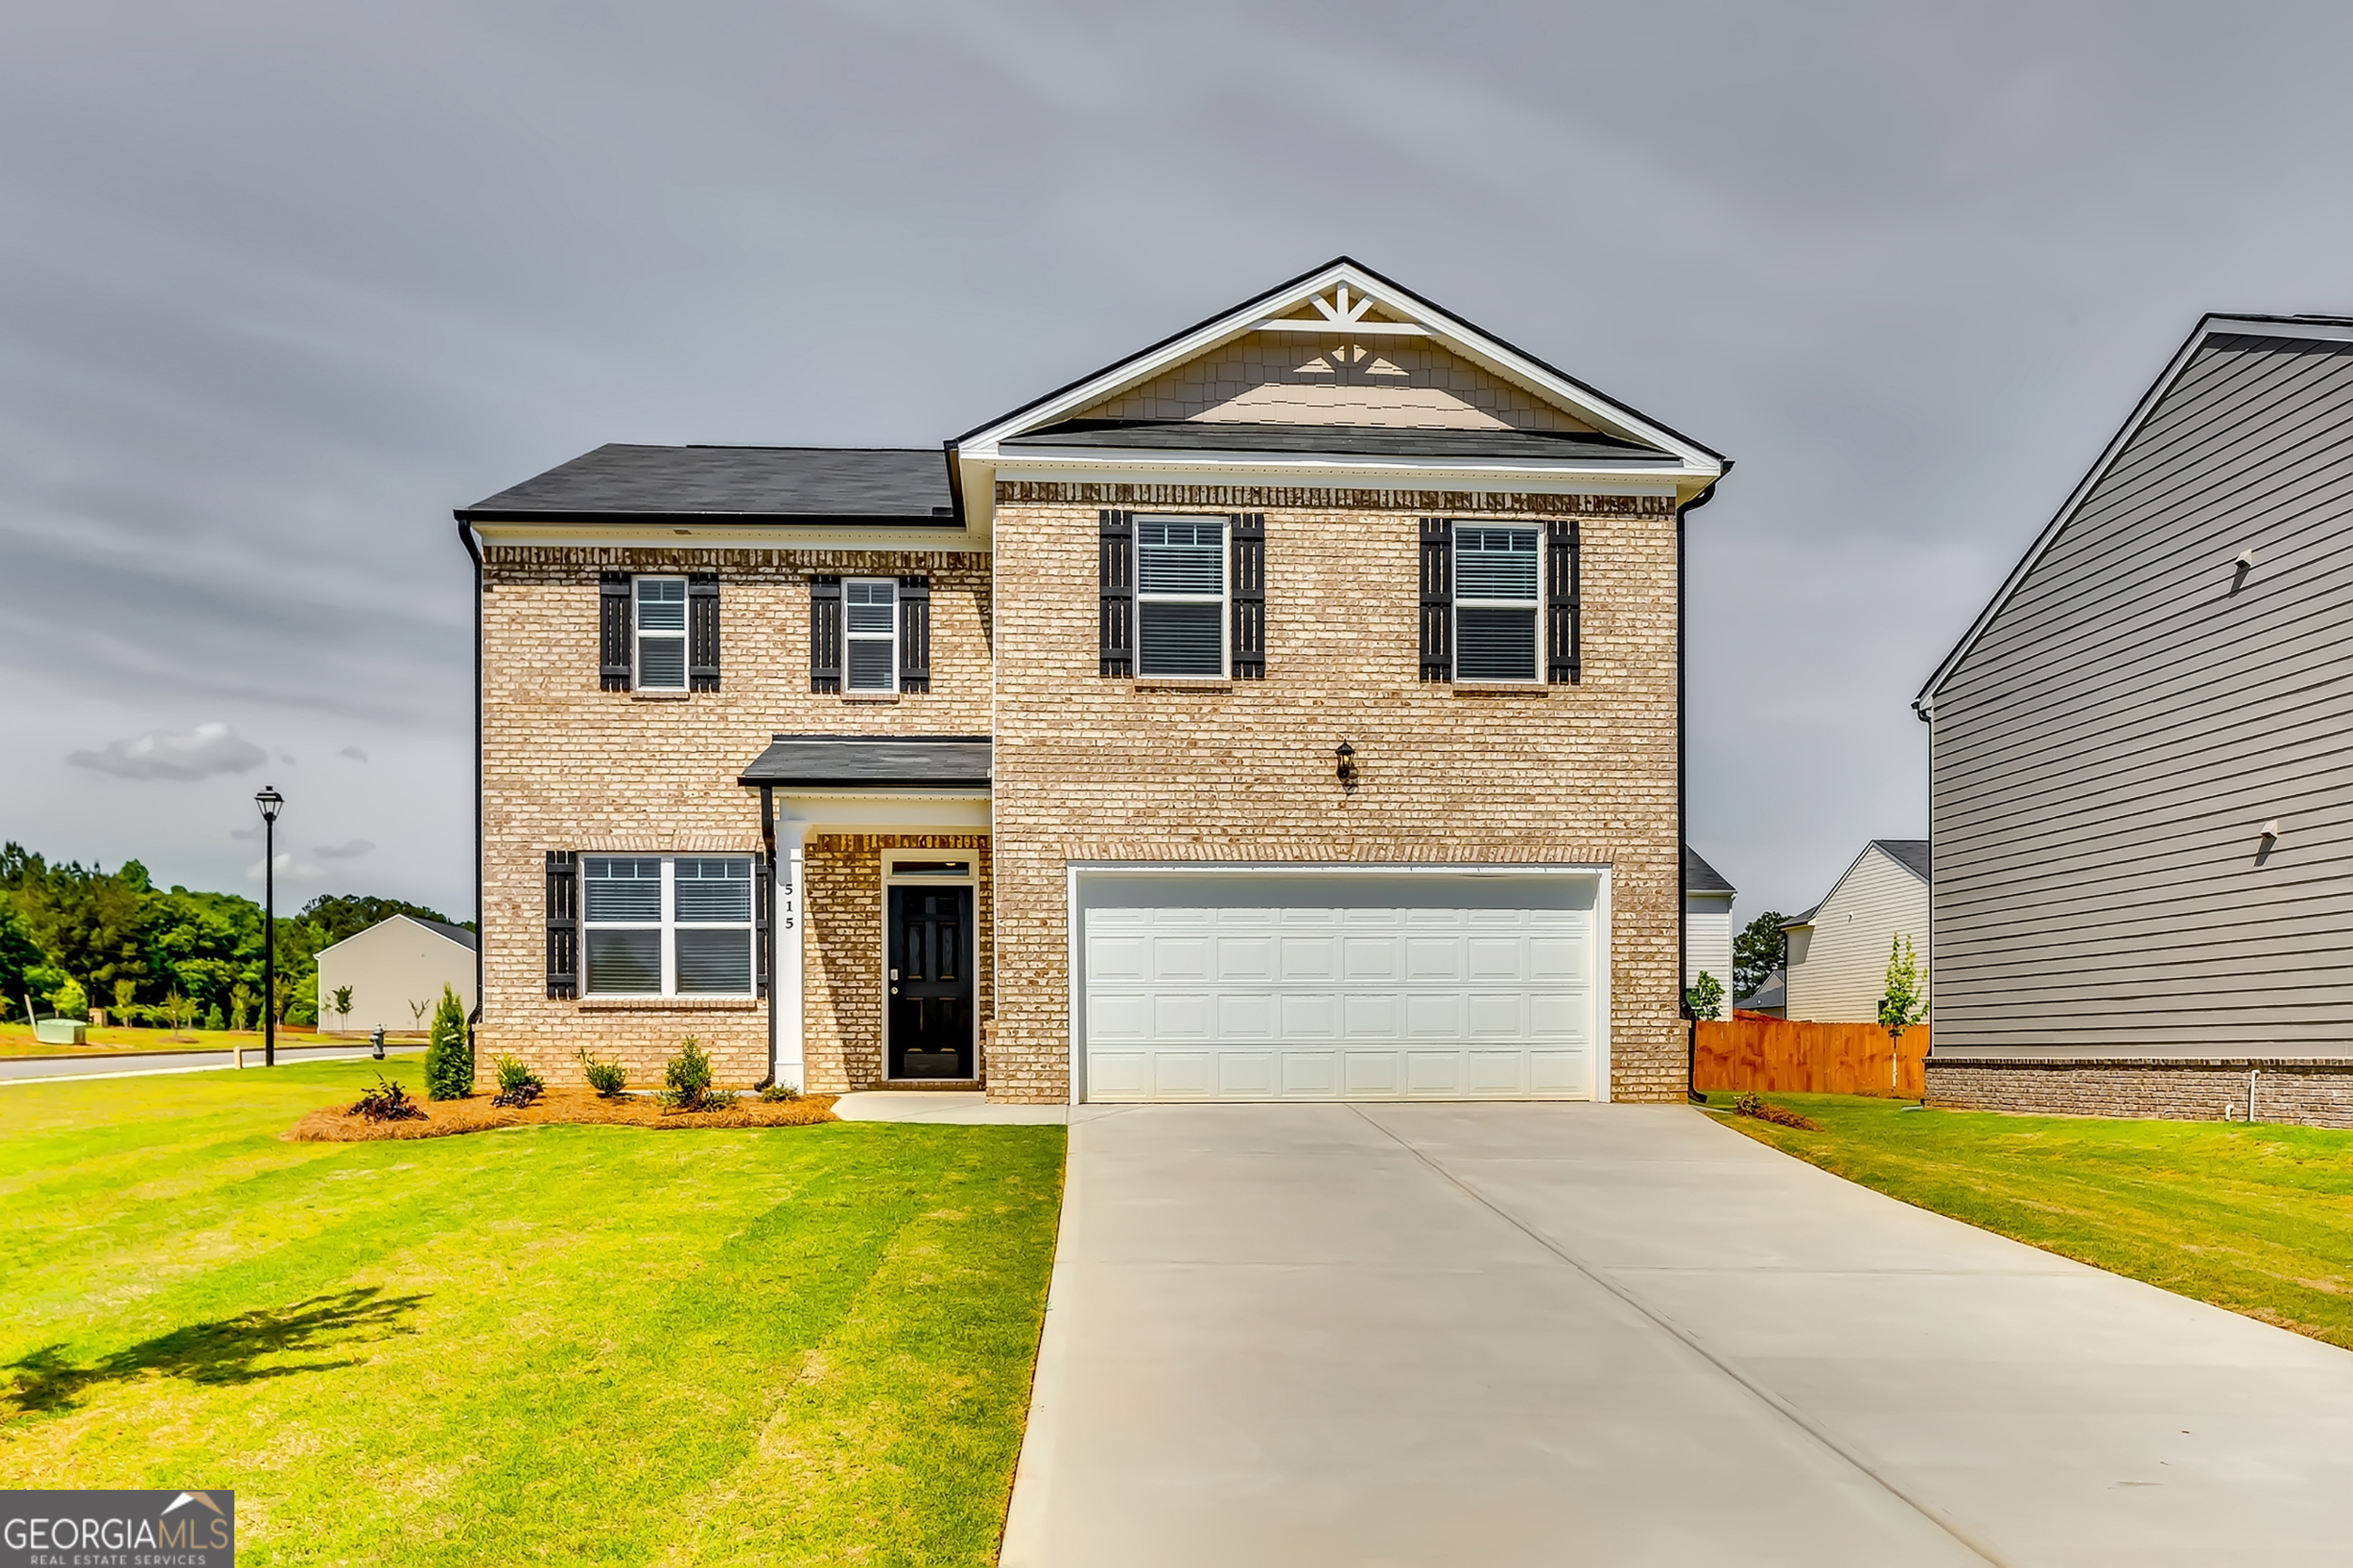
xmin=371 ymin=1026 xmax=386 ymax=1061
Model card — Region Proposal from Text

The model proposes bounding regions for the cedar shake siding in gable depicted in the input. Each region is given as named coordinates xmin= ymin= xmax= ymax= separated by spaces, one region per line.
xmin=1924 ymin=325 xmax=2353 ymax=1066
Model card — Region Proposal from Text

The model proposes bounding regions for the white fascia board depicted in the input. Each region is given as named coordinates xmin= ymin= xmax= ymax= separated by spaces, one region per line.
xmin=955 ymin=260 xmax=1725 ymax=473
xmin=987 ymin=451 xmax=1697 ymax=499
xmin=472 ymin=522 xmax=989 ymax=553
xmin=1914 ymin=312 xmax=2353 ymax=707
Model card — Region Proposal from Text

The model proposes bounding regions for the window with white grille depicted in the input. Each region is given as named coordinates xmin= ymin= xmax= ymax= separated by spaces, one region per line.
xmin=582 ymin=856 xmax=754 ymax=996
xmin=1136 ymin=516 xmax=1226 ymax=677
xmin=1453 ymin=528 xmax=1540 ymax=681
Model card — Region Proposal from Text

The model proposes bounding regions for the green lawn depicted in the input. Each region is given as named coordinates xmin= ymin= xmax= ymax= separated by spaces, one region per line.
xmin=0 ymin=1023 xmax=402 ymax=1058
xmin=0 ymin=1060 xmax=1064 ymax=1565
xmin=1705 ymin=1091 xmax=2353 ymax=1349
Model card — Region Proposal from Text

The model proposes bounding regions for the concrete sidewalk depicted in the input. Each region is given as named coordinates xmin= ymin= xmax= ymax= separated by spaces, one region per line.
xmin=1001 ymin=1103 xmax=2353 ymax=1567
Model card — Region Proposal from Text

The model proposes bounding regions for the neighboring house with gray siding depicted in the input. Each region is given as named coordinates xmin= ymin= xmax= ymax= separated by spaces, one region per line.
xmin=1915 ymin=313 xmax=2353 ymax=1127
xmin=1781 ymin=840 xmax=1929 ymax=1022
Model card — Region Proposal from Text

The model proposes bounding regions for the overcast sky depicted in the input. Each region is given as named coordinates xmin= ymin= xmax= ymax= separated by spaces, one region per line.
xmin=6 ymin=1 xmax=2351 ymax=924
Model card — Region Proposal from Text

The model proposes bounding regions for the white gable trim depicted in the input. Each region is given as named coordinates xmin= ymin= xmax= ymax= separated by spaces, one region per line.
xmin=1916 ymin=312 xmax=2353 ymax=708
xmin=955 ymin=259 xmax=1725 ymax=472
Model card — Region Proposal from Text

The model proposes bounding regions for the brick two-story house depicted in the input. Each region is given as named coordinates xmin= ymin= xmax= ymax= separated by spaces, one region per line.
xmin=456 ymin=259 xmax=1728 ymax=1104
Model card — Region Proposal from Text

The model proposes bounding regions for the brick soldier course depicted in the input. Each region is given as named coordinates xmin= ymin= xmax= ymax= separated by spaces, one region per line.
xmin=458 ymin=258 xmax=1729 ymax=1104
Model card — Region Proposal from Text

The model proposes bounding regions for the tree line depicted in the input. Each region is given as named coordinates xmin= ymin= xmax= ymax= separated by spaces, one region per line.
xmin=0 ymin=842 xmax=469 ymax=1030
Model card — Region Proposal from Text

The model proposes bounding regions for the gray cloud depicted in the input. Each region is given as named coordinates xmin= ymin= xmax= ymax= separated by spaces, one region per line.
xmin=67 ymin=722 xmax=266 ymax=781
xmin=8 ymin=2 xmax=2353 ymax=917
xmin=339 ymin=745 xmax=367 ymax=761
xmin=313 ymin=839 xmax=376 ymax=860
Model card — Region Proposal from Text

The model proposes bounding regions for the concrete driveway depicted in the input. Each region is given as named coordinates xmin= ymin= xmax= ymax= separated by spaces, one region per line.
xmin=1000 ymin=1104 xmax=2353 ymax=1567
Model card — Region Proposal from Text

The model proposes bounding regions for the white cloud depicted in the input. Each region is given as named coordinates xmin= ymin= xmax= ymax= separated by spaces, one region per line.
xmin=67 ymin=722 xmax=266 ymax=781
xmin=314 ymin=838 xmax=376 ymax=859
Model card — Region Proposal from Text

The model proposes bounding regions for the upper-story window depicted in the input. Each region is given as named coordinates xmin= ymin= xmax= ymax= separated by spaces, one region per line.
xmin=1137 ymin=516 xmax=1226 ymax=677
xmin=582 ymin=855 xmax=754 ymax=997
xmin=1453 ymin=528 xmax=1541 ymax=681
xmin=845 ymin=578 xmax=899 ymax=693
xmin=634 ymin=576 xmax=688 ymax=691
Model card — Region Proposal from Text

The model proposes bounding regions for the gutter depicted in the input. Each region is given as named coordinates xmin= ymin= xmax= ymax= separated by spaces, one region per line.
xmin=1675 ymin=470 xmax=1728 ymax=1103
xmin=455 ymin=518 xmax=487 ymax=1042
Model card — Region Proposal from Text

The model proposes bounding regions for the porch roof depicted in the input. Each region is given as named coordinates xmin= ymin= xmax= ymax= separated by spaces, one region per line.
xmin=738 ymin=734 xmax=992 ymax=791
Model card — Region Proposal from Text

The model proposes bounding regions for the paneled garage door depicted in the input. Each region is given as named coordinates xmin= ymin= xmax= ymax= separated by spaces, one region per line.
xmin=1078 ymin=872 xmax=1602 ymax=1102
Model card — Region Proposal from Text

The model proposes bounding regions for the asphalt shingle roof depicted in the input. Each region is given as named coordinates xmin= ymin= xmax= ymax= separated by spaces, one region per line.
xmin=458 ymin=444 xmax=956 ymax=523
xmin=1683 ymin=846 xmax=1736 ymax=895
xmin=739 ymin=734 xmax=992 ymax=791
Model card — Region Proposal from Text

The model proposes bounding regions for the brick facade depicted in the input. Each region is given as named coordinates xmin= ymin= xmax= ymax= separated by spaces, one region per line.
xmin=1927 ymin=1059 xmax=2353 ymax=1129
xmin=477 ymin=545 xmax=988 ymax=1091
xmin=987 ymin=483 xmax=1685 ymax=1104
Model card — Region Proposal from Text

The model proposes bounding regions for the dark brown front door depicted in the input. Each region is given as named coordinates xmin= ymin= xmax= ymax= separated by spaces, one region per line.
xmin=888 ymin=885 xmax=974 ymax=1079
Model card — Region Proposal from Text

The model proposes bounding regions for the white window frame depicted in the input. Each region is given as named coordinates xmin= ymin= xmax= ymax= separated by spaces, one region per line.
xmin=582 ymin=855 xmax=756 ymax=999
xmin=1135 ymin=515 xmax=1228 ymax=678
xmin=633 ymin=575 xmax=689 ymax=693
xmin=1452 ymin=527 xmax=1542 ymax=683
xmin=844 ymin=577 xmax=899 ymax=694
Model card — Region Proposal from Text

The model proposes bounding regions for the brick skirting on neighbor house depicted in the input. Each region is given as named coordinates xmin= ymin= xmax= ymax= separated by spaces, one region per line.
xmin=1926 ymin=1058 xmax=2353 ymax=1128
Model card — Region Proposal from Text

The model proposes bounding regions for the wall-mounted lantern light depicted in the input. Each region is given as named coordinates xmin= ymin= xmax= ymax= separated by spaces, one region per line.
xmin=1335 ymin=741 xmax=1358 ymax=793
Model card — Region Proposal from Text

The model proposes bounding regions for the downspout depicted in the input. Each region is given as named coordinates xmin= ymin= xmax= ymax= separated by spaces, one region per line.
xmin=456 ymin=518 xmax=486 ymax=1048
xmin=1914 ymin=694 xmax=1934 ymax=1104
xmin=1677 ymin=473 xmax=1725 ymax=1104
xmin=760 ymin=784 xmax=777 ymax=1084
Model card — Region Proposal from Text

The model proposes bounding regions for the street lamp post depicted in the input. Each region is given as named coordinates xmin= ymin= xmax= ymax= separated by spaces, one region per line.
xmin=255 ymin=786 xmax=284 ymax=1067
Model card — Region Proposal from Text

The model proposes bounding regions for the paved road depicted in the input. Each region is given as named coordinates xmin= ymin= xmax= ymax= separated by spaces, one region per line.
xmin=1001 ymin=1102 xmax=2353 ymax=1567
xmin=0 ymin=1043 xmax=424 ymax=1083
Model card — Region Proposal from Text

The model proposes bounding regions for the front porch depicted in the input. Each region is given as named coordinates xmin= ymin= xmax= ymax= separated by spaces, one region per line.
xmin=743 ymin=733 xmax=995 ymax=1096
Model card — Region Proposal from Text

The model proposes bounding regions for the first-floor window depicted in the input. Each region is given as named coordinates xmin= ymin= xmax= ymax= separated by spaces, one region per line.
xmin=845 ymin=578 xmax=898 ymax=692
xmin=1454 ymin=527 xmax=1540 ymax=680
xmin=583 ymin=856 xmax=754 ymax=996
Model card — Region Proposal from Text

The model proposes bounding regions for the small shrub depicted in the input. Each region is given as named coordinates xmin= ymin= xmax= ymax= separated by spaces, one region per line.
xmin=491 ymin=1055 xmax=545 ymax=1109
xmin=350 ymin=1073 xmax=425 ymax=1122
xmin=423 ymin=984 xmax=473 ymax=1100
xmin=53 ymin=979 xmax=88 ymax=1023
xmin=757 ymin=1080 xmax=802 ymax=1104
xmin=1733 ymin=1091 xmax=1821 ymax=1131
xmin=658 ymin=1036 xmax=721 ymax=1111
xmin=577 ymin=1048 xmax=629 ymax=1098
xmin=204 ymin=1003 xmax=225 ymax=1032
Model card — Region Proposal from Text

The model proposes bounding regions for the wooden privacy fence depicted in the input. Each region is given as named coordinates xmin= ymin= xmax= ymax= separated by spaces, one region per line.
xmin=1694 ymin=1018 xmax=1929 ymax=1098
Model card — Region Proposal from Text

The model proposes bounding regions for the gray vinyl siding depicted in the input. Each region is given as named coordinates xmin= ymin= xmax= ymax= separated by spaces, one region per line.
xmin=1929 ymin=332 xmax=2353 ymax=1057
xmin=1783 ymin=848 xmax=1929 ymax=1022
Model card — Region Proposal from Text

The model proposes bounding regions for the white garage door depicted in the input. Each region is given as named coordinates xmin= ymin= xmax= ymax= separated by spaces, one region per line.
xmin=1079 ymin=872 xmax=1601 ymax=1102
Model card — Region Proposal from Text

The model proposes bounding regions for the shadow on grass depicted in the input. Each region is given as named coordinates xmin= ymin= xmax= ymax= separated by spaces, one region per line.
xmin=5 ymin=1287 xmax=427 ymax=1418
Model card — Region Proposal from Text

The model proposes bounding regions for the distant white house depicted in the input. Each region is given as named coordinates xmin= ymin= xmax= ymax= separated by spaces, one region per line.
xmin=313 ymin=914 xmax=477 ymax=1032
xmin=1783 ymin=840 xmax=1929 ymax=1023
xmin=1683 ymin=846 xmax=1737 ymax=1016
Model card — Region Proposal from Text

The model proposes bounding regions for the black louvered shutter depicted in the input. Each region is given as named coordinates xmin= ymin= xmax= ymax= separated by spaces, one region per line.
xmin=1099 ymin=509 xmax=1134 ymax=677
xmin=898 ymin=575 xmax=931 ymax=692
xmin=1546 ymin=520 xmax=1581 ymax=684
xmin=1418 ymin=519 xmax=1453 ymax=681
xmin=1230 ymin=513 xmax=1265 ymax=680
xmin=546 ymin=851 xmax=578 ymax=999
xmin=687 ymin=572 xmax=720 ymax=691
xmin=808 ymin=575 xmax=841 ymax=692
xmin=599 ymin=573 xmax=632 ymax=691
xmin=755 ymin=856 xmax=771 ymax=998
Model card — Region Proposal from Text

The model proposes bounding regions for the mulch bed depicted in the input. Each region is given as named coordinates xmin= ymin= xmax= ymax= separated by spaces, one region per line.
xmin=287 ymin=1086 xmax=839 ymax=1142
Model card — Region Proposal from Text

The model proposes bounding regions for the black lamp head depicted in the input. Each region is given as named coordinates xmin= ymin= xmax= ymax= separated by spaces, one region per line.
xmin=254 ymin=785 xmax=285 ymax=824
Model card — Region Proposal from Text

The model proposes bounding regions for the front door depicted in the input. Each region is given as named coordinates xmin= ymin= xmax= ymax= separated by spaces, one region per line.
xmin=888 ymin=885 xmax=975 ymax=1079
